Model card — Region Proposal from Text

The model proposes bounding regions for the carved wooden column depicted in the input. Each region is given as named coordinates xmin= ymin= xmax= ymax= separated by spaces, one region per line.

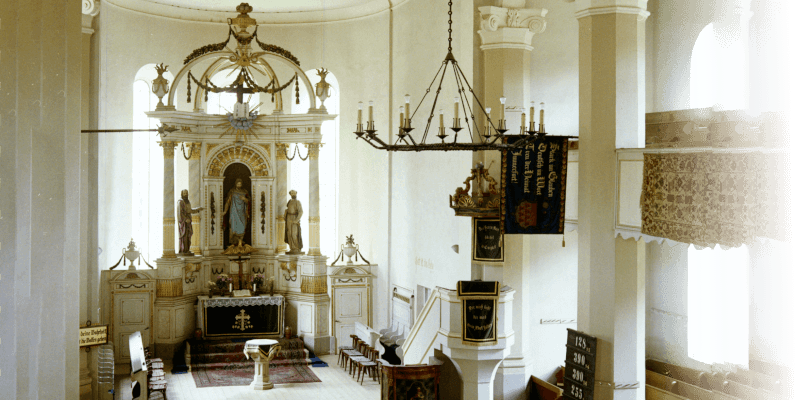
xmin=275 ymin=143 xmax=289 ymax=253
xmin=188 ymin=142 xmax=202 ymax=254
xmin=305 ymin=143 xmax=323 ymax=256
xmin=160 ymin=141 xmax=178 ymax=258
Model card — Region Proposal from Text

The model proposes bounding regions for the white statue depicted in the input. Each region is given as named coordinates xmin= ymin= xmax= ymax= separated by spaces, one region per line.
xmin=284 ymin=190 xmax=304 ymax=254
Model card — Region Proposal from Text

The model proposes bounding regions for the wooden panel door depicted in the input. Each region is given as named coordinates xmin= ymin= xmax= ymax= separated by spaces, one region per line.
xmin=114 ymin=293 xmax=152 ymax=363
xmin=333 ymin=286 xmax=369 ymax=351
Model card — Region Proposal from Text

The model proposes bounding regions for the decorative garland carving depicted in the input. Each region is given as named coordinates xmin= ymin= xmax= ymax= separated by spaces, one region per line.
xmin=255 ymin=34 xmax=301 ymax=67
xmin=260 ymin=191 xmax=266 ymax=234
xmin=184 ymin=29 xmax=232 ymax=65
xmin=207 ymin=145 xmax=269 ymax=177
xmin=210 ymin=192 xmax=216 ymax=235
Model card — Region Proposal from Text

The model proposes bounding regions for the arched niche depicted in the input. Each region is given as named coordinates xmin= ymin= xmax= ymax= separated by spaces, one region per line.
xmin=221 ymin=163 xmax=253 ymax=249
xmin=206 ymin=144 xmax=271 ymax=178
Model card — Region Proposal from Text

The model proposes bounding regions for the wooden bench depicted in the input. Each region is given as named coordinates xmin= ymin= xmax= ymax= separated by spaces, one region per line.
xmin=646 ymin=384 xmax=690 ymax=400
xmin=648 ymin=369 xmax=740 ymax=400
xmin=527 ymin=375 xmax=562 ymax=400
xmin=722 ymin=379 xmax=780 ymax=400
xmin=726 ymin=368 xmax=782 ymax=393
xmin=647 ymin=359 xmax=712 ymax=390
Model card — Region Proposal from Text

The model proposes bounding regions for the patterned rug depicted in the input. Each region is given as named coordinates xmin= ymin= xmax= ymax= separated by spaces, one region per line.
xmin=189 ymin=337 xmax=320 ymax=387
xmin=191 ymin=362 xmax=321 ymax=387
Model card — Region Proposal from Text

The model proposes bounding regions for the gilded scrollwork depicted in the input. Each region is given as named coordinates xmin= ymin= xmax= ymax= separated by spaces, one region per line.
xmin=207 ymin=145 xmax=270 ymax=177
xmin=450 ymin=162 xmax=501 ymax=217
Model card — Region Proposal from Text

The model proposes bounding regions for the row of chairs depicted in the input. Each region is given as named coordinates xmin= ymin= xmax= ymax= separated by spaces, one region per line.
xmin=338 ymin=334 xmax=390 ymax=384
xmin=144 ymin=347 xmax=167 ymax=399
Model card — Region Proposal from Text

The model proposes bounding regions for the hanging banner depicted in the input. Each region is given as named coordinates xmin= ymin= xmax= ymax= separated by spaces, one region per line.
xmin=457 ymin=281 xmax=499 ymax=345
xmin=501 ymin=136 xmax=569 ymax=234
xmin=472 ymin=218 xmax=504 ymax=262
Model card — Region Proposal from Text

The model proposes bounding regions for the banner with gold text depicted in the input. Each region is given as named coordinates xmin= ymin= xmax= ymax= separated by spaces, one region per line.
xmin=501 ymin=136 xmax=569 ymax=234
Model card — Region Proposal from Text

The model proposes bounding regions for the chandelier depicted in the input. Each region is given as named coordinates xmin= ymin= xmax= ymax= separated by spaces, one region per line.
xmin=354 ymin=0 xmax=556 ymax=152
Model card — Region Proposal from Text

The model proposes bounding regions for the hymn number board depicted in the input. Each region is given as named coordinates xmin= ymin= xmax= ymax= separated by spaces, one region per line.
xmin=564 ymin=328 xmax=597 ymax=400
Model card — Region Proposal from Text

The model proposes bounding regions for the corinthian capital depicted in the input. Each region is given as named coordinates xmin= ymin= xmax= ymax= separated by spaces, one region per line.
xmin=478 ymin=5 xmax=548 ymax=50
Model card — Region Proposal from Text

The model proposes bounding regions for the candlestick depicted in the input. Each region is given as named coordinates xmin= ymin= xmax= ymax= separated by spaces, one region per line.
xmin=530 ymin=101 xmax=535 ymax=125
xmin=399 ymin=106 xmax=404 ymax=127
xmin=229 ymin=283 xmax=232 ymax=292
xmin=454 ymin=96 xmax=460 ymax=119
xmin=357 ymin=101 xmax=363 ymax=124
xmin=521 ymin=112 xmax=526 ymax=130
xmin=485 ymin=107 xmax=491 ymax=127
xmin=253 ymin=283 xmax=256 ymax=293
xmin=368 ymin=100 xmax=374 ymax=122
xmin=439 ymin=109 xmax=444 ymax=127
xmin=499 ymin=97 xmax=506 ymax=122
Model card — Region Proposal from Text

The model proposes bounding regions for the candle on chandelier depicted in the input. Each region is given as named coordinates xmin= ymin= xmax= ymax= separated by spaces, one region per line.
xmin=521 ymin=112 xmax=526 ymax=130
xmin=530 ymin=101 xmax=535 ymax=126
xmin=499 ymin=97 xmax=506 ymax=122
xmin=399 ymin=106 xmax=405 ymax=128
xmin=404 ymin=94 xmax=411 ymax=122
xmin=454 ymin=96 xmax=460 ymax=119
xmin=368 ymin=100 xmax=374 ymax=123
xmin=540 ymin=102 xmax=545 ymax=126
xmin=357 ymin=101 xmax=363 ymax=124
xmin=485 ymin=107 xmax=492 ymax=127
xmin=439 ymin=109 xmax=444 ymax=128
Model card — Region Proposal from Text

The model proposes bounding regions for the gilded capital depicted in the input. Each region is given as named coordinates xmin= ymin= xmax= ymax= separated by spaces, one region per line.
xmin=304 ymin=143 xmax=323 ymax=159
xmin=188 ymin=142 xmax=202 ymax=160
xmin=276 ymin=143 xmax=289 ymax=161
xmin=160 ymin=141 xmax=177 ymax=158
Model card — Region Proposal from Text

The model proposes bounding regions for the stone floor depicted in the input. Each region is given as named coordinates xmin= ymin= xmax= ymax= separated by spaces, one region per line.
xmin=114 ymin=354 xmax=381 ymax=400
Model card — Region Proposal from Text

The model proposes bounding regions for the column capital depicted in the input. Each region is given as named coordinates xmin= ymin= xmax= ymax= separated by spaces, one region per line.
xmin=160 ymin=141 xmax=178 ymax=158
xmin=304 ymin=143 xmax=323 ymax=159
xmin=82 ymin=0 xmax=100 ymax=34
xmin=477 ymin=5 xmax=548 ymax=51
xmin=187 ymin=142 xmax=202 ymax=160
xmin=276 ymin=143 xmax=290 ymax=160
xmin=566 ymin=0 xmax=650 ymax=20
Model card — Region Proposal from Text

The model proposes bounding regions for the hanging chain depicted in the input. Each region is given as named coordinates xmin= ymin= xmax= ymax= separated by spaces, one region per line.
xmin=180 ymin=142 xmax=194 ymax=160
xmin=447 ymin=0 xmax=453 ymax=53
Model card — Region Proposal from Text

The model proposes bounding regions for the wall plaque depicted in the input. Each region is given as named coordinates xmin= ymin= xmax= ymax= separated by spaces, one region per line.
xmin=472 ymin=218 xmax=504 ymax=262
xmin=564 ymin=328 xmax=597 ymax=400
xmin=79 ymin=324 xmax=108 ymax=348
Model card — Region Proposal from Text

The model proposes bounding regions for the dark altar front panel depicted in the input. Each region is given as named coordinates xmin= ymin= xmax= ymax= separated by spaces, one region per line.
xmin=381 ymin=364 xmax=440 ymax=400
xmin=201 ymin=296 xmax=284 ymax=338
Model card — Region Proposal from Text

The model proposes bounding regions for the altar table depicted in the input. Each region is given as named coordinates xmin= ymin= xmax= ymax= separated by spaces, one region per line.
xmin=197 ymin=295 xmax=285 ymax=338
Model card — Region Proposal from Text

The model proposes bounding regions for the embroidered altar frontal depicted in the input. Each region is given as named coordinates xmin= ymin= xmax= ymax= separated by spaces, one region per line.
xmin=501 ymin=136 xmax=569 ymax=234
xmin=203 ymin=296 xmax=284 ymax=338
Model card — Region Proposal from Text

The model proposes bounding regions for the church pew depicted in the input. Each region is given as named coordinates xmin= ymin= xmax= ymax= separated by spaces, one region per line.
xmin=647 ymin=359 xmax=712 ymax=390
xmin=727 ymin=368 xmax=782 ymax=393
xmin=646 ymin=384 xmax=690 ymax=400
xmin=711 ymin=389 xmax=740 ymax=400
xmin=722 ymin=379 xmax=780 ymax=400
xmin=527 ymin=375 xmax=563 ymax=400
xmin=673 ymin=378 xmax=720 ymax=400
xmin=646 ymin=370 xmax=678 ymax=392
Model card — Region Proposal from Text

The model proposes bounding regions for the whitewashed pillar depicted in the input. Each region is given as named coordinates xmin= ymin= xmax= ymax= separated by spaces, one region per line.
xmin=305 ymin=143 xmax=323 ymax=256
xmin=476 ymin=1 xmax=547 ymax=398
xmin=568 ymin=0 xmax=649 ymax=398
xmin=160 ymin=141 xmax=178 ymax=258
xmin=275 ymin=143 xmax=289 ymax=253
xmin=188 ymin=142 xmax=202 ymax=254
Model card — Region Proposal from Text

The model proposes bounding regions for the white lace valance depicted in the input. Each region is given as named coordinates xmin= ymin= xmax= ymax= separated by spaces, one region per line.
xmin=203 ymin=296 xmax=284 ymax=308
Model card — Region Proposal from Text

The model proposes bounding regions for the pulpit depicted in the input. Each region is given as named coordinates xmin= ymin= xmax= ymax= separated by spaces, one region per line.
xmin=243 ymin=339 xmax=281 ymax=390
xmin=196 ymin=295 xmax=285 ymax=338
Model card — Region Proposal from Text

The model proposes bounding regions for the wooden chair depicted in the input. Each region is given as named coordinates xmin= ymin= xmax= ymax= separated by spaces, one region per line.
xmin=356 ymin=349 xmax=380 ymax=385
xmin=349 ymin=342 xmax=371 ymax=376
xmin=342 ymin=339 xmax=365 ymax=371
xmin=338 ymin=335 xmax=359 ymax=367
xmin=527 ymin=375 xmax=562 ymax=400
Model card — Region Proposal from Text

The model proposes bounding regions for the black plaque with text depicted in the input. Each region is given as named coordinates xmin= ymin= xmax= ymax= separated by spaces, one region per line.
xmin=473 ymin=218 xmax=504 ymax=262
xmin=564 ymin=328 xmax=597 ymax=400
xmin=462 ymin=299 xmax=496 ymax=343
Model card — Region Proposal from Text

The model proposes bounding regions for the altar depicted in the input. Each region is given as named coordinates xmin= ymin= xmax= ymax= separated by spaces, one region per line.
xmin=197 ymin=295 xmax=285 ymax=338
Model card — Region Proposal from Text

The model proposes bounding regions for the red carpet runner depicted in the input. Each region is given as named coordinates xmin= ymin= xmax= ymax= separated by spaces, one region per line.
xmin=188 ymin=338 xmax=321 ymax=387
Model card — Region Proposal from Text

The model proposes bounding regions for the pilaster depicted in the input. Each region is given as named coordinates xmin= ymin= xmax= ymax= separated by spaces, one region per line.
xmin=278 ymin=254 xmax=332 ymax=354
xmin=305 ymin=143 xmax=323 ymax=256
xmin=275 ymin=144 xmax=289 ymax=253
xmin=188 ymin=142 xmax=202 ymax=254
xmin=161 ymin=141 xmax=178 ymax=258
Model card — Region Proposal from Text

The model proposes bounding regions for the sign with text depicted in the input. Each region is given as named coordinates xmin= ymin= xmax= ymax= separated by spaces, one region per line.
xmin=79 ymin=324 xmax=108 ymax=348
xmin=564 ymin=328 xmax=597 ymax=400
xmin=473 ymin=218 xmax=504 ymax=262
xmin=501 ymin=136 xmax=569 ymax=234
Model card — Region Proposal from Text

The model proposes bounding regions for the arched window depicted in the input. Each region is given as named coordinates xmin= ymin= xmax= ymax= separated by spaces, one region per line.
xmin=690 ymin=22 xmax=748 ymax=110
xmin=290 ymin=69 xmax=340 ymax=257
xmin=132 ymin=64 xmax=174 ymax=262
xmin=687 ymin=244 xmax=749 ymax=366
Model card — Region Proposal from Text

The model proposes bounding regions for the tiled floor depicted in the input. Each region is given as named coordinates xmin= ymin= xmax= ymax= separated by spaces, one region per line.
xmin=115 ymin=354 xmax=381 ymax=400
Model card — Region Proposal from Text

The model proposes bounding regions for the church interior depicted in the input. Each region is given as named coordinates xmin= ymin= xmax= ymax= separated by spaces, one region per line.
xmin=1 ymin=0 xmax=798 ymax=399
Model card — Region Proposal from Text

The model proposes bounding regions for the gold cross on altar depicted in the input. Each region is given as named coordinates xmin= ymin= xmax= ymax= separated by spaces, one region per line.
xmin=233 ymin=309 xmax=253 ymax=331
